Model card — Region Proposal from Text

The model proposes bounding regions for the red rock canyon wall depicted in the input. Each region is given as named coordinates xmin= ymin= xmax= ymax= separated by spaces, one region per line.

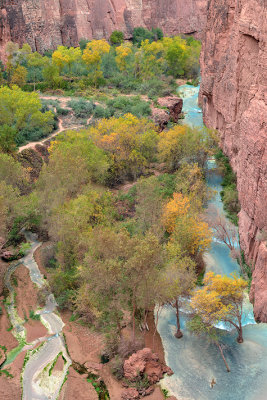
xmin=0 ymin=0 xmax=207 ymax=58
xmin=200 ymin=0 xmax=267 ymax=321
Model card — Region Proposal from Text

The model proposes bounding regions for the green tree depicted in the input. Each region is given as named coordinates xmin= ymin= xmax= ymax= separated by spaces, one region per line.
xmin=36 ymin=130 xmax=109 ymax=223
xmin=164 ymin=36 xmax=189 ymax=77
xmin=132 ymin=27 xmax=155 ymax=47
xmin=43 ymin=62 xmax=62 ymax=89
xmin=0 ymin=85 xmax=54 ymax=145
xmin=110 ymin=31 xmax=124 ymax=45
xmin=158 ymin=125 xmax=216 ymax=171
xmin=82 ymin=40 xmax=110 ymax=86
xmin=28 ymin=52 xmax=47 ymax=90
xmin=89 ymin=114 xmax=159 ymax=184
xmin=0 ymin=125 xmax=17 ymax=153
xmin=161 ymin=243 xmax=196 ymax=338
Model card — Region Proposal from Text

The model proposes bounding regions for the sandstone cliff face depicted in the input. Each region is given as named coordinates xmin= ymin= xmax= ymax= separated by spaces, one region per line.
xmin=0 ymin=0 xmax=207 ymax=59
xmin=200 ymin=0 xmax=267 ymax=321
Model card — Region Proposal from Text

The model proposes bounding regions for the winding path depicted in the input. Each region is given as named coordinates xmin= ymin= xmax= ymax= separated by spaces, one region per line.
xmin=4 ymin=232 xmax=71 ymax=400
xmin=19 ymin=95 xmax=94 ymax=153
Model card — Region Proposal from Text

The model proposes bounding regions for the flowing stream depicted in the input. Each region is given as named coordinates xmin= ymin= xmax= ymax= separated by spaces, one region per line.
xmin=156 ymin=85 xmax=267 ymax=400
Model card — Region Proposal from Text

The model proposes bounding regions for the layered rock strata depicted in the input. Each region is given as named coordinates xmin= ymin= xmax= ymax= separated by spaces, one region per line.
xmin=200 ymin=0 xmax=267 ymax=321
xmin=0 ymin=0 xmax=207 ymax=59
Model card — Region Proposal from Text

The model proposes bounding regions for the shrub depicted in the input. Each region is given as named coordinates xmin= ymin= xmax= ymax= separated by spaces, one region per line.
xmin=93 ymin=105 xmax=112 ymax=119
xmin=110 ymin=31 xmax=124 ymax=45
xmin=215 ymin=149 xmax=240 ymax=225
xmin=106 ymin=96 xmax=151 ymax=118
xmin=29 ymin=310 xmax=40 ymax=320
xmin=133 ymin=27 xmax=155 ymax=46
xmin=111 ymin=355 xmax=124 ymax=380
xmin=79 ymin=38 xmax=89 ymax=51
xmin=56 ymin=107 xmax=69 ymax=116
xmin=67 ymin=98 xmax=94 ymax=118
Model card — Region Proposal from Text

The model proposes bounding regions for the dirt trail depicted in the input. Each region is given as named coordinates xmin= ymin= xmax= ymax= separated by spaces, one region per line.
xmin=18 ymin=94 xmax=89 ymax=153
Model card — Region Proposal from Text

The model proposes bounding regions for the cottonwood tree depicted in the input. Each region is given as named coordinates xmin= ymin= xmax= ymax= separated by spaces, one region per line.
xmin=82 ymin=39 xmax=110 ymax=85
xmin=162 ymin=192 xmax=211 ymax=261
xmin=161 ymin=242 xmax=196 ymax=338
xmin=124 ymin=232 xmax=163 ymax=342
xmin=158 ymin=125 xmax=216 ymax=172
xmin=190 ymin=272 xmax=247 ymax=343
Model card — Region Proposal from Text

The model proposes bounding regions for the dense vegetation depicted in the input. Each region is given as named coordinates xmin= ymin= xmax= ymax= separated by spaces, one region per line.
xmin=4 ymin=31 xmax=200 ymax=94
xmin=0 ymin=27 xmax=248 ymax=378
xmin=0 ymin=30 xmax=200 ymax=148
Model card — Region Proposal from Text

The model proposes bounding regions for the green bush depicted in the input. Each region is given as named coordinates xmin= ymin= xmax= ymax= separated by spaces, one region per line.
xmin=68 ymin=98 xmax=94 ymax=118
xmin=133 ymin=27 xmax=155 ymax=46
xmin=79 ymin=38 xmax=89 ymax=51
xmin=56 ymin=107 xmax=69 ymax=116
xmin=215 ymin=149 xmax=240 ymax=225
xmin=29 ymin=310 xmax=40 ymax=320
xmin=110 ymin=31 xmax=124 ymax=45
xmin=108 ymin=72 xmax=138 ymax=92
xmin=93 ymin=105 xmax=112 ymax=119
xmin=106 ymin=96 xmax=151 ymax=118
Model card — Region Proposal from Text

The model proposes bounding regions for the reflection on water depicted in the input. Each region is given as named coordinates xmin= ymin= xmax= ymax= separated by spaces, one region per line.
xmin=156 ymin=85 xmax=267 ymax=400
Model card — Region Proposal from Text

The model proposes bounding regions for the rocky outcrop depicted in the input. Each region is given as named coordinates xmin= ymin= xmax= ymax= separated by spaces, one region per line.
xmin=157 ymin=96 xmax=183 ymax=123
xmin=124 ymin=347 xmax=173 ymax=384
xmin=0 ymin=0 xmax=207 ymax=59
xmin=199 ymin=0 xmax=267 ymax=321
xmin=152 ymin=96 xmax=183 ymax=130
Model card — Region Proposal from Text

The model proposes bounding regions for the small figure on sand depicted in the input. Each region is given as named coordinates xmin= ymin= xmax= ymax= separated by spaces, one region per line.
xmin=210 ymin=377 xmax=216 ymax=389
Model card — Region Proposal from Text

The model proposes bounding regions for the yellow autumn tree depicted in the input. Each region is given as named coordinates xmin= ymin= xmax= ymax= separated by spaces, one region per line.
xmin=162 ymin=193 xmax=190 ymax=233
xmin=88 ymin=113 xmax=159 ymax=183
xmin=82 ymin=40 xmax=110 ymax=85
xmin=115 ymin=42 xmax=133 ymax=71
xmin=10 ymin=65 xmax=27 ymax=87
xmin=191 ymin=272 xmax=248 ymax=343
xmin=158 ymin=125 xmax=216 ymax=171
xmin=52 ymin=46 xmax=82 ymax=73
xmin=162 ymin=192 xmax=211 ymax=258
xmin=175 ymin=162 xmax=210 ymax=212
xmin=134 ymin=39 xmax=165 ymax=79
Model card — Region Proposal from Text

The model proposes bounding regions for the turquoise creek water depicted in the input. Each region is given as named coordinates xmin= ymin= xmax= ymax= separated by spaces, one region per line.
xmin=156 ymin=85 xmax=267 ymax=400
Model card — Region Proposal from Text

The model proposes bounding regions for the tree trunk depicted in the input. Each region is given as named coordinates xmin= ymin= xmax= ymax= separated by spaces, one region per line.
xmin=174 ymin=299 xmax=183 ymax=339
xmin=132 ymin=299 xmax=136 ymax=344
xmin=237 ymin=325 xmax=243 ymax=343
xmin=217 ymin=343 xmax=230 ymax=372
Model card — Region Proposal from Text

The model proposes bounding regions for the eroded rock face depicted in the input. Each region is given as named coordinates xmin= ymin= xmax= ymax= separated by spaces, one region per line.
xmin=0 ymin=0 xmax=207 ymax=59
xmin=199 ymin=0 xmax=267 ymax=321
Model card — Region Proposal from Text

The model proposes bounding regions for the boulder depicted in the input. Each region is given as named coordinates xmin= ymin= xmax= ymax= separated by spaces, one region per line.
xmin=151 ymin=107 xmax=170 ymax=130
xmin=123 ymin=348 xmax=173 ymax=385
xmin=157 ymin=96 xmax=183 ymax=123
xmin=1 ymin=250 xmax=16 ymax=262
